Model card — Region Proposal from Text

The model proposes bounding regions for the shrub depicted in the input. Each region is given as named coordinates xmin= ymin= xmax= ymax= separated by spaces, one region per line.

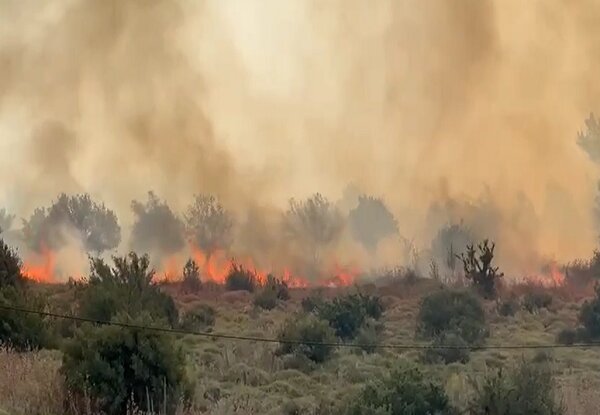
xmin=0 ymin=239 xmax=48 ymax=350
xmin=417 ymin=289 xmax=487 ymax=345
xmin=180 ymin=304 xmax=216 ymax=332
xmin=423 ymin=332 xmax=470 ymax=365
xmin=301 ymin=292 xmax=325 ymax=313
xmin=346 ymin=364 xmax=454 ymax=415
xmin=498 ymin=297 xmax=519 ymax=317
xmin=79 ymin=253 xmax=178 ymax=327
xmin=354 ymin=318 xmax=384 ymax=354
xmin=277 ymin=314 xmax=336 ymax=363
xmin=181 ymin=258 xmax=202 ymax=293
xmin=579 ymin=283 xmax=600 ymax=338
xmin=457 ymin=240 xmax=503 ymax=299
xmin=225 ymin=263 xmax=257 ymax=292
xmin=469 ymin=360 xmax=564 ymax=415
xmin=523 ymin=291 xmax=553 ymax=313
xmin=254 ymin=274 xmax=290 ymax=310
xmin=62 ymin=313 xmax=189 ymax=415
xmin=316 ymin=292 xmax=384 ymax=340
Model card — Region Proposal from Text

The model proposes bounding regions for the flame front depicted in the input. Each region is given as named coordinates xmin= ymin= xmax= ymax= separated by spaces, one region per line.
xmin=22 ymin=245 xmax=56 ymax=283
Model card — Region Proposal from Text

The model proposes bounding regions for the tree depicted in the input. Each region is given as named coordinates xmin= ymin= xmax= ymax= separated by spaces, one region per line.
xmin=283 ymin=193 xmax=344 ymax=270
xmin=62 ymin=313 xmax=188 ymax=415
xmin=130 ymin=191 xmax=184 ymax=256
xmin=348 ymin=195 xmax=398 ymax=253
xmin=457 ymin=239 xmax=503 ymax=299
xmin=0 ymin=208 xmax=15 ymax=233
xmin=431 ymin=223 xmax=474 ymax=274
xmin=184 ymin=194 xmax=233 ymax=258
xmin=181 ymin=258 xmax=202 ymax=293
xmin=21 ymin=193 xmax=121 ymax=254
xmin=80 ymin=252 xmax=178 ymax=327
xmin=277 ymin=314 xmax=336 ymax=363
xmin=347 ymin=364 xmax=453 ymax=415
xmin=577 ymin=113 xmax=600 ymax=163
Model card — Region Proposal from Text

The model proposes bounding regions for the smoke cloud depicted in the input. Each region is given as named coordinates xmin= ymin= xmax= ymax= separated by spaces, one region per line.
xmin=1 ymin=0 xmax=600 ymax=279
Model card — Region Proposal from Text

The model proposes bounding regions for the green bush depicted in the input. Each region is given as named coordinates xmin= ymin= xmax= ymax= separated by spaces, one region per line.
xmin=0 ymin=239 xmax=48 ymax=350
xmin=301 ymin=292 xmax=325 ymax=313
xmin=523 ymin=291 xmax=553 ymax=313
xmin=423 ymin=332 xmax=470 ymax=365
xmin=181 ymin=258 xmax=202 ymax=294
xmin=316 ymin=292 xmax=384 ymax=340
xmin=277 ymin=314 xmax=336 ymax=363
xmin=579 ymin=284 xmax=600 ymax=338
xmin=354 ymin=318 xmax=384 ymax=354
xmin=180 ymin=304 xmax=216 ymax=332
xmin=556 ymin=328 xmax=577 ymax=345
xmin=469 ymin=360 xmax=564 ymax=415
xmin=416 ymin=289 xmax=487 ymax=345
xmin=254 ymin=275 xmax=290 ymax=310
xmin=79 ymin=252 xmax=178 ymax=327
xmin=346 ymin=364 xmax=454 ymax=415
xmin=225 ymin=263 xmax=257 ymax=292
xmin=62 ymin=313 xmax=189 ymax=415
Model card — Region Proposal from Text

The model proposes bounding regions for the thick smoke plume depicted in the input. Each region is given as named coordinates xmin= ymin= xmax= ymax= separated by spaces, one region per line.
xmin=1 ymin=0 xmax=600 ymax=280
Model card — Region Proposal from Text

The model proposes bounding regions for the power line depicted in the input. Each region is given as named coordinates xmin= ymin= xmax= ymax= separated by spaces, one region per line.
xmin=1 ymin=304 xmax=599 ymax=350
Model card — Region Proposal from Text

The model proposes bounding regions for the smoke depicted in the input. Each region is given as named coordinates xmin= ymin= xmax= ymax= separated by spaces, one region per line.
xmin=1 ymin=0 xmax=600 ymax=279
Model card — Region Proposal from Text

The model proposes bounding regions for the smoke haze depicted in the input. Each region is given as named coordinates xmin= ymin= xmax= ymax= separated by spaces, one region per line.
xmin=1 ymin=0 xmax=600 ymax=278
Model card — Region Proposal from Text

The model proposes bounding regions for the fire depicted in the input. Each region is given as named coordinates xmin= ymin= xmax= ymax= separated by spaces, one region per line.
xmin=526 ymin=261 xmax=566 ymax=287
xmin=22 ymin=245 xmax=56 ymax=283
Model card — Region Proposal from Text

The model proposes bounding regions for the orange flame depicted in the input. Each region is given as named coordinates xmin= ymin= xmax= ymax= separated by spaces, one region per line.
xmin=525 ymin=261 xmax=565 ymax=286
xmin=22 ymin=245 xmax=56 ymax=283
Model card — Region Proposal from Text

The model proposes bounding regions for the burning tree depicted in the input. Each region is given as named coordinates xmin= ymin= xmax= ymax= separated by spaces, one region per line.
xmin=283 ymin=193 xmax=344 ymax=272
xmin=348 ymin=195 xmax=398 ymax=253
xmin=457 ymin=239 xmax=503 ymax=298
xmin=130 ymin=191 xmax=184 ymax=256
xmin=184 ymin=194 xmax=233 ymax=258
xmin=21 ymin=193 xmax=121 ymax=254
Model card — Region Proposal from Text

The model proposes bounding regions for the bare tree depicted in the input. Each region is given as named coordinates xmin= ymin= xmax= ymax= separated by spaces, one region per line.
xmin=457 ymin=239 xmax=503 ymax=298
xmin=348 ymin=195 xmax=398 ymax=253
xmin=184 ymin=194 xmax=233 ymax=259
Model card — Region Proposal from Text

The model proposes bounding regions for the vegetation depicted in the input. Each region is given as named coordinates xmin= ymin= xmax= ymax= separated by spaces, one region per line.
xmin=313 ymin=292 xmax=384 ymax=340
xmin=417 ymin=289 xmax=487 ymax=345
xmin=225 ymin=262 xmax=257 ymax=292
xmin=523 ymin=290 xmax=553 ymax=314
xmin=181 ymin=258 xmax=202 ymax=294
xmin=130 ymin=191 xmax=185 ymax=256
xmin=79 ymin=252 xmax=178 ymax=327
xmin=346 ymin=364 xmax=453 ymax=415
xmin=253 ymin=275 xmax=290 ymax=310
xmin=0 ymin=208 xmax=15 ymax=233
xmin=180 ymin=304 xmax=216 ymax=332
xmin=579 ymin=283 xmax=600 ymax=338
xmin=22 ymin=193 xmax=121 ymax=254
xmin=184 ymin=194 xmax=233 ymax=258
xmin=457 ymin=240 xmax=503 ymax=299
xmin=277 ymin=314 xmax=336 ymax=363
xmin=348 ymin=195 xmax=398 ymax=253
xmin=62 ymin=313 xmax=188 ymax=415
xmin=469 ymin=359 xmax=564 ymax=415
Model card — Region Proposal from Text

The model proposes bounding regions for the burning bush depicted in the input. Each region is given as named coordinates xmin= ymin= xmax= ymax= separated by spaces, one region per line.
xmin=417 ymin=289 xmax=487 ymax=346
xmin=468 ymin=359 xmax=564 ymax=415
xmin=277 ymin=314 xmax=336 ymax=363
xmin=254 ymin=275 xmax=290 ymax=310
xmin=457 ymin=239 xmax=503 ymax=299
xmin=314 ymin=292 xmax=384 ymax=341
xmin=225 ymin=262 xmax=257 ymax=292
xmin=181 ymin=258 xmax=202 ymax=294
xmin=62 ymin=313 xmax=189 ymax=415
xmin=179 ymin=304 xmax=216 ymax=332
xmin=345 ymin=363 xmax=453 ymax=415
xmin=80 ymin=252 xmax=178 ymax=327
xmin=0 ymin=238 xmax=48 ymax=350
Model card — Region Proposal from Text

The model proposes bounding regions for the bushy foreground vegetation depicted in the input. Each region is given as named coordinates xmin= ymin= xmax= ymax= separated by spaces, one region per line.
xmin=1 ymin=237 xmax=596 ymax=414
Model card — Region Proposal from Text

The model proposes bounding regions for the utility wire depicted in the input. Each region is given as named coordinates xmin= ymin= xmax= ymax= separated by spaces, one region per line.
xmin=1 ymin=304 xmax=599 ymax=350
